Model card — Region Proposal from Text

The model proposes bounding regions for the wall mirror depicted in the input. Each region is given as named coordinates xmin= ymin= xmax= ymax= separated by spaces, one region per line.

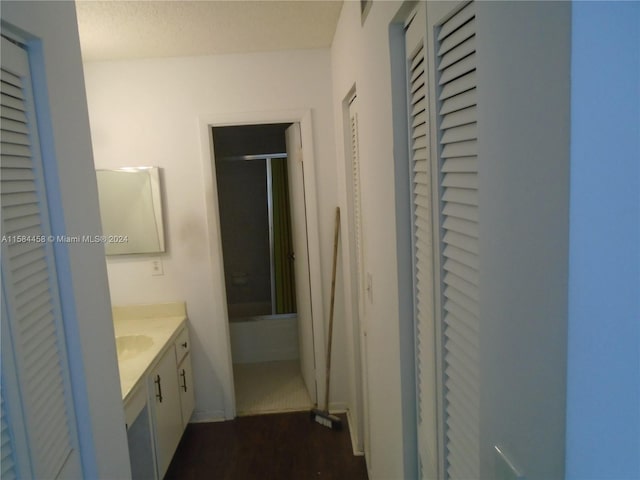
xmin=96 ymin=167 xmax=166 ymax=255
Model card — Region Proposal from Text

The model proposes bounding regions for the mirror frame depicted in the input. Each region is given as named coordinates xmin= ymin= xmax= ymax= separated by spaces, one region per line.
xmin=96 ymin=166 xmax=166 ymax=255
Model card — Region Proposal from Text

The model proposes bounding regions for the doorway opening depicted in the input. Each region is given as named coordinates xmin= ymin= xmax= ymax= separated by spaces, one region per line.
xmin=212 ymin=123 xmax=314 ymax=416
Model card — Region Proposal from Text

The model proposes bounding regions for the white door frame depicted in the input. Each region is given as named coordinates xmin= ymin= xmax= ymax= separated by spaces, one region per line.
xmin=198 ymin=109 xmax=326 ymax=419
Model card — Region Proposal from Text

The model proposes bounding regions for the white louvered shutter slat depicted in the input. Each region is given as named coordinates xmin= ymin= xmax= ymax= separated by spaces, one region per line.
xmin=1 ymin=37 xmax=81 ymax=479
xmin=444 ymin=378 xmax=476 ymax=419
xmin=444 ymin=271 xmax=479 ymax=302
xmin=443 ymin=301 xmax=479 ymax=347
xmin=437 ymin=18 xmax=476 ymax=56
xmin=435 ymin=3 xmax=480 ymax=478
xmin=438 ymin=36 xmax=476 ymax=72
xmin=1 ymin=105 xmax=27 ymax=122
xmin=15 ymin=277 xmax=49 ymax=308
xmin=444 ymin=352 xmax=479 ymax=399
xmin=413 ymin=135 xmax=428 ymax=151
xmin=440 ymin=106 xmax=477 ymax=130
xmin=442 ymin=188 xmax=478 ymax=207
xmin=10 ymin=246 xmax=45 ymax=272
xmin=441 ymin=139 xmax=477 ymax=158
xmin=442 ymin=216 xmax=478 ymax=239
xmin=438 ymin=53 xmax=476 ymax=87
xmin=411 ymin=84 xmax=427 ymax=105
xmin=443 ymin=244 xmax=479 ymax=271
xmin=441 ymin=123 xmax=477 ymax=144
xmin=443 ymin=202 xmax=478 ymax=222
xmin=444 ymin=333 xmax=478 ymax=379
xmin=440 ymin=89 xmax=477 ymax=116
xmin=411 ymin=71 xmax=426 ymax=94
xmin=440 ymin=71 xmax=477 ymax=100
xmin=443 ymin=259 xmax=478 ymax=289
xmin=412 ymin=97 xmax=427 ymax=117
xmin=442 ymin=172 xmax=477 ymax=189
xmin=414 ymin=159 xmax=429 ymax=174
xmin=437 ymin=1 xmax=476 ymax=40
xmin=441 ymin=156 xmax=477 ymax=173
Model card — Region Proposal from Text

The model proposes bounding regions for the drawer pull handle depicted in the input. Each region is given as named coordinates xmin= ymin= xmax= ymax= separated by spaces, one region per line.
xmin=155 ymin=374 xmax=163 ymax=403
xmin=180 ymin=369 xmax=188 ymax=392
xmin=181 ymin=341 xmax=188 ymax=349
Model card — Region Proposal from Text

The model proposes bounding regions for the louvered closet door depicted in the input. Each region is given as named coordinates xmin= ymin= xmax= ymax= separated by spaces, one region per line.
xmin=349 ymin=98 xmax=365 ymax=314
xmin=348 ymin=93 xmax=371 ymax=463
xmin=1 ymin=36 xmax=81 ymax=479
xmin=405 ymin=4 xmax=438 ymax=479
xmin=435 ymin=2 xmax=480 ymax=479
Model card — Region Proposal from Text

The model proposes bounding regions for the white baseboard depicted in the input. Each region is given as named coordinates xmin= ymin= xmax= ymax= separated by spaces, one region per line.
xmin=189 ymin=409 xmax=227 ymax=423
xmin=328 ymin=401 xmax=348 ymax=413
xmin=346 ymin=408 xmax=365 ymax=456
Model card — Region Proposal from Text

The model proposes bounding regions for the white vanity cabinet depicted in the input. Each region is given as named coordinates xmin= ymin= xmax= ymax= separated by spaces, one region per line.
xmin=114 ymin=304 xmax=195 ymax=480
xmin=149 ymin=346 xmax=183 ymax=479
xmin=175 ymin=327 xmax=195 ymax=428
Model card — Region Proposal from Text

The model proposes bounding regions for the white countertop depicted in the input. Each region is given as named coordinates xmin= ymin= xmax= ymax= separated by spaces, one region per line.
xmin=112 ymin=302 xmax=187 ymax=404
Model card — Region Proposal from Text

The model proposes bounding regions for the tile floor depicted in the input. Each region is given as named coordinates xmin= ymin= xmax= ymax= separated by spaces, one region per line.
xmin=233 ymin=359 xmax=313 ymax=416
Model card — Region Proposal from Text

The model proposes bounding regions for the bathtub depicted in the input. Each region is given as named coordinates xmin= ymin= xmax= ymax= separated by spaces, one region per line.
xmin=228 ymin=312 xmax=299 ymax=364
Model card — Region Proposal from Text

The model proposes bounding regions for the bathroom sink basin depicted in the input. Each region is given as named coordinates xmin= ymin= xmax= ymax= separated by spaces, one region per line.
xmin=116 ymin=334 xmax=154 ymax=361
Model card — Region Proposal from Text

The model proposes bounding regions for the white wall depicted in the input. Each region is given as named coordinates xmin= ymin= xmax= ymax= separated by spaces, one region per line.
xmin=83 ymin=48 xmax=345 ymax=421
xmin=2 ymin=2 xmax=131 ymax=478
xmin=330 ymin=2 xmax=419 ymax=478
xmin=566 ymin=3 xmax=640 ymax=478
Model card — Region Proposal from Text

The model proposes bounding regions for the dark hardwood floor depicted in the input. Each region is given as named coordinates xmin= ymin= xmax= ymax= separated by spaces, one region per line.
xmin=165 ymin=411 xmax=368 ymax=480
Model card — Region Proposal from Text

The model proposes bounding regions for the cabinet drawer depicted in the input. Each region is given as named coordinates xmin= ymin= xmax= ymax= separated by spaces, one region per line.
xmin=174 ymin=327 xmax=190 ymax=363
xmin=149 ymin=345 xmax=182 ymax=479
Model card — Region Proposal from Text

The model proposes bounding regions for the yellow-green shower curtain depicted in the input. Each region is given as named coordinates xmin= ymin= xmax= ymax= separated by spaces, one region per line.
xmin=271 ymin=158 xmax=296 ymax=314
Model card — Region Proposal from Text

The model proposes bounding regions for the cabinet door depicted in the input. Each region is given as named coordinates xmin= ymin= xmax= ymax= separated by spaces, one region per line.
xmin=127 ymin=405 xmax=156 ymax=480
xmin=178 ymin=354 xmax=195 ymax=428
xmin=149 ymin=348 xmax=182 ymax=478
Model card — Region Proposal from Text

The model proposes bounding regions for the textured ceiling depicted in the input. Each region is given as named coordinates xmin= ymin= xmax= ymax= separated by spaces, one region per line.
xmin=76 ymin=0 xmax=344 ymax=62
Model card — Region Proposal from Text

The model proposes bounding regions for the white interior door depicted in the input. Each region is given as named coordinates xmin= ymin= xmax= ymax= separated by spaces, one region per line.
xmin=1 ymin=35 xmax=82 ymax=480
xmin=432 ymin=3 xmax=480 ymax=477
xmin=405 ymin=5 xmax=437 ymax=477
xmin=285 ymin=123 xmax=317 ymax=403
xmin=347 ymin=94 xmax=371 ymax=461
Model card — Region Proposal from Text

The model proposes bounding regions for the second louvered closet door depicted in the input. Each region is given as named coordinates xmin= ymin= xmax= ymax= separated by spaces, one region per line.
xmin=405 ymin=4 xmax=439 ymax=479
xmin=435 ymin=2 xmax=480 ymax=479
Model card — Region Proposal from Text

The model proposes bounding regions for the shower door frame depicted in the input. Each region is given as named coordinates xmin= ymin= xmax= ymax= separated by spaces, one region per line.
xmin=198 ymin=109 xmax=326 ymax=420
xmin=217 ymin=152 xmax=290 ymax=317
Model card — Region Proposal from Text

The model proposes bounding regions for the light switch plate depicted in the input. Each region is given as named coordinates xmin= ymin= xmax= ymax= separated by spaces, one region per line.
xmin=151 ymin=257 xmax=164 ymax=276
xmin=494 ymin=445 xmax=525 ymax=480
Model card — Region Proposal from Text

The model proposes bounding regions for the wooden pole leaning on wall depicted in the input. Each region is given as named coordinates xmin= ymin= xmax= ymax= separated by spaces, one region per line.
xmin=311 ymin=206 xmax=342 ymax=430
